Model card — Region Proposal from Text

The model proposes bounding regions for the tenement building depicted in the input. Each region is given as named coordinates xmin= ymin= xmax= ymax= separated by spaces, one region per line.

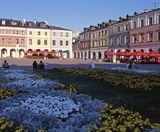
xmin=0 ymin=18 xmax=72 ymax=58
xmin=73 ymin=8 xmax=160 ymax=61
xmin=130 ymin=9 xmax=160 ymax=53
xmin=73 ymin=28 xmax=91 ymax=59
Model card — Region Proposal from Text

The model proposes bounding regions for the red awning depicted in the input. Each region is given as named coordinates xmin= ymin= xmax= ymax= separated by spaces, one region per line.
xmin=132 ymin=51 xmax=146 ymax=56
xmin=25 ymin=51 xmax=57 ymax=55
xmin=104 ymin=51 xmax=115 ymax=55
xmin=147 ymin=52 xmax=160 ymax=57
xmin=116 ymin=51 xmax=131 ymax=56
xmin=47 ymin=51 xmax=57 ymax=55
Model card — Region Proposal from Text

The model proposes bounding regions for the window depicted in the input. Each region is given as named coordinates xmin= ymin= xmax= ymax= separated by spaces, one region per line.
xmin=2 ymin=38 xmax=5 ymax=44
xmin=16 ymin=39 xmax=19 ymax=44
xmin=29 ymin=39 xmax=32 ymax=45
xmin=66 ymin=32 xmax=69 ymax=37
xmin=21 ymin=31 xmax=25 ymax=35
xmin=158 ymin=32 xmax=160 ymax=41
xmin=118 ymin=26 xmax=121 ymax=32
xmin=21 ymin=39 xmax=24 ymax=44
xmin=132 ymin=35 xmax=137 ymax=43
xmin=93 ymin=33 xmax=95 ymax=38
xmin=66 ymin=41 xmax=69 ymax=46
xmin=2 ymin=30 xmax=5 ymax=34
xmin=60 ymin=40 xmax=63 ymax=46
xmin=124 ymin=36 xmax=129 ymax=44
xmin=110 ymin=38 xmax=114 ymax=46
xmin=8 ymin=30 xmax=11 ymax=34
xmin=52 ymin=40 xmax=56 ymax=45
xmin=148 ymin=32 xmax=153 ymax=42
xmin=125 ymin=25 xmax=129 ymax=31
xmin=117 ymin=37 xmax=121 ymax=45
xmin=45 ymin=32 xmax=47 ymax=36
xmin=60 ymin=32 xmax=63 ymax=37
xmin=141 ymin=19 xmax=144 ymax=27
xmin=140 ymin=34 xmax=144 ymax=43
xmin=149 ymin=17 xmax=153 ymax=26
xmin=44 ymin=40 xmax=47 ymax=45
xmin=101 ymin=31 xmax=104 ymax=37
xmin=105 ymin=30 xmax=107 ymax=36
xmin=53 ymin=32 xmax=56 ymax=36
xmin=16 ymin=30 xmax=19 ymax=34
xmin=8 ymin=38 xmax=12 ymax=44
xmin=134 ymin=21 xmax=137 ymax=28
xmin=98 ymin=32 xmax=101 ymax=37
xmin=38 ymin=31 xmax=41 ymax=35
xmin=29 ymin=31 xmax=32 ymax=35
xmin=37 ymin=40 xmax=41 ymax=45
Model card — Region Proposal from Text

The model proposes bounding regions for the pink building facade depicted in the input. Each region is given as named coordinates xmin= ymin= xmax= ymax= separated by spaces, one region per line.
xmin=0 ymin=19 xmax=27 ymax=58
xmin=130 ymin=9 xmax=160 ymax=53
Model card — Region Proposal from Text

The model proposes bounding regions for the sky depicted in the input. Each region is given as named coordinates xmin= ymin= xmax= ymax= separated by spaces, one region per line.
xmin=0 ymin=0 xmax=158 ymax=31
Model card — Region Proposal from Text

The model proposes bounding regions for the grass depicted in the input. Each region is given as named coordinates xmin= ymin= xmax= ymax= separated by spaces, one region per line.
xmin=35 ymin=68 xmax=160 ymax=123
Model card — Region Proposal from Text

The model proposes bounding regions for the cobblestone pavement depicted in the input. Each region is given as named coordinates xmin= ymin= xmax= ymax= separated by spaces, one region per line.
xmin=0 ymin=58 xmax=160 ymax=71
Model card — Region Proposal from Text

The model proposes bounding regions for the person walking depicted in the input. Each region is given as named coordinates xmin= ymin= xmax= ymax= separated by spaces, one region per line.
xmin=32 ymin=61 xmax=38 ymax=70
xmin=90 ymin=62 xmax=96 ymax=69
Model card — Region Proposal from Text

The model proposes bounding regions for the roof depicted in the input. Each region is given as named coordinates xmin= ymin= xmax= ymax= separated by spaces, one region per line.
xmin=49 ymin=26 xmax=72 ymax=31
xmin=0 ymin=18 xmax=71 ymax=31
xmin=132 ymin=8 xmax=160 ymax=17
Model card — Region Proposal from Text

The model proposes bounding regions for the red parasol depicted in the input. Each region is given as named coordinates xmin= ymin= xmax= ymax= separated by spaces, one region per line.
xmin=104 ymin=51 xmax=115 ymax=55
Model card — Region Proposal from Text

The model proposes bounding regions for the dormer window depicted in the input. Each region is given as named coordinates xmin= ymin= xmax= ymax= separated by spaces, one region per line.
xmin=11 ymin=21 xmax=17 ymax=25
xmin=28 ymin=23 xmax=32 ymax=27
xmin=2 ymin=20 xmax=6 ymax=25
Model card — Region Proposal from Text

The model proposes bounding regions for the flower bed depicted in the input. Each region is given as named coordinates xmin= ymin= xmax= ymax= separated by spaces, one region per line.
xmin=0 ymin=88 xmax=18 ymax=100
xmin=53 ymin=84 xmax=77 ymax=93
xmin=0 ymin=69 xmax=104 ymax=131
xmin=0 ymin=79 xmax=6 ymax=83
xmin=0 ymin=91 xmax=104 ymax=131
xmin=1 ymin=69 xmax=59 ymax=91
xmin=58 ymin=68 xmax=160 ymax=92
xmin=0 ymin=117 xmax=26 ymax=131
xmin=90 ymin=103 xmax=158 ymax=132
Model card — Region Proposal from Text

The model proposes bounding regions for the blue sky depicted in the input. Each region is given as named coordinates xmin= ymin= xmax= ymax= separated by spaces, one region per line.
xmin=0 ymin=0 xmax=158 ymax=31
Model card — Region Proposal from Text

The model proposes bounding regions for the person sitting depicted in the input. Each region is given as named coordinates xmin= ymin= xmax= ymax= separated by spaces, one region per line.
xmin=38 ymin=61 xmax=45 ymax=70
xmin=32 ymin=61 xmax=38 ymax=70
xmin=2 ymin=60 xmax=10 ymax=68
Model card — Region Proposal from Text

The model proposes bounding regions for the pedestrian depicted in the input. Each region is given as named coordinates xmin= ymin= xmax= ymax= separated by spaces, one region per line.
xmin=90 ymin=62 xmax=95 ymax=69
xmin=126 ymin=61 xmax=132 ymax=69
xmin=132 ymin=59 xmax=138 ymax=69
xmin=2 ymin=60 xmax=10 ymax=68
xmin=32 ymin=60 xmax=38 ymax=70
xmin=38 ymin=61 xmax=45 ymax=70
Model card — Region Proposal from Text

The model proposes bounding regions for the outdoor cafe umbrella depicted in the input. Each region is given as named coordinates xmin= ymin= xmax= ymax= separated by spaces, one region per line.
xmin=116 ymin=51 xmax=131 ymax=56
xmin=147 ymin=52 xmax=160 ymax=57
xmin=104 ymin=51 xmax=115 ymax=55
xmin=132 ymin=51 xmax=146 ymax=56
